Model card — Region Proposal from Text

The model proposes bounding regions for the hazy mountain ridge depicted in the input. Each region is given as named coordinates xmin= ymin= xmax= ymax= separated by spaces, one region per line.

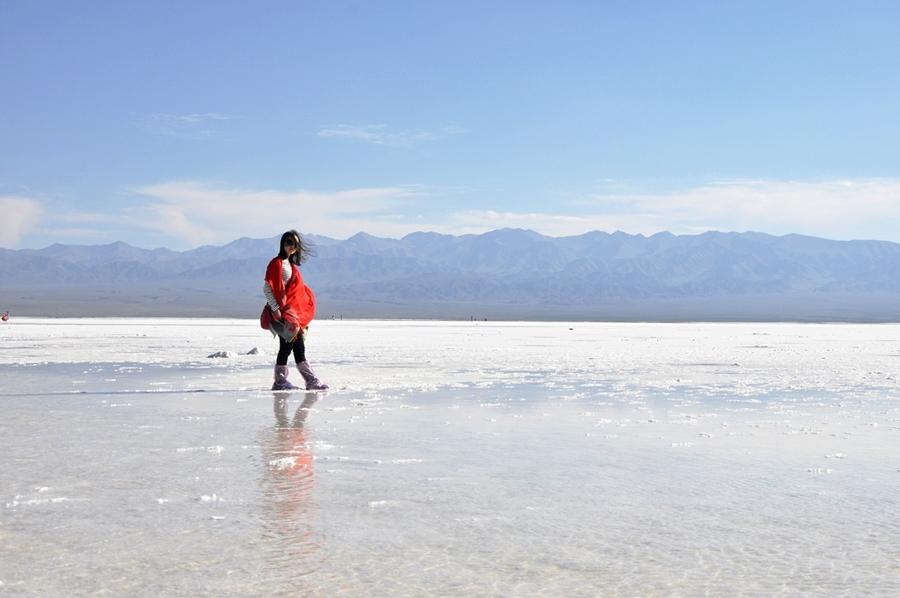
xmin=2 ymin=229 xmax=900 ymax=320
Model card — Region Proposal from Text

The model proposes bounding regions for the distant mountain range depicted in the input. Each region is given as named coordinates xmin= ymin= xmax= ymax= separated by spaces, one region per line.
xmin=2 ymin=229 xmax=900 ymax=321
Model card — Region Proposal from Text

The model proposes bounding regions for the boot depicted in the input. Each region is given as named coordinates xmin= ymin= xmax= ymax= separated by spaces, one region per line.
xmin=272 ymin=365 xmax=299 ymax=391
xmin=297 ymin=361 xmax=328 ymax=391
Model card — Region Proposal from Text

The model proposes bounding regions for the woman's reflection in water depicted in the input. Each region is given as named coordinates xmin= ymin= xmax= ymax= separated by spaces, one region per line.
xmin=260 ymin=393 xmax=322 ymax=576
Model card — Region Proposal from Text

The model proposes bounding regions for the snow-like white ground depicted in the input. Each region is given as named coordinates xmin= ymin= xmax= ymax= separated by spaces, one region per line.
xmin=1 ymin=318 xmax=899 ymax=596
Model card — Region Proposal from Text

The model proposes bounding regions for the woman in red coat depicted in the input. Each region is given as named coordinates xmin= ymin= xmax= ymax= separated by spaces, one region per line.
xmin=263 ymin=230 xmax=328 ymax=391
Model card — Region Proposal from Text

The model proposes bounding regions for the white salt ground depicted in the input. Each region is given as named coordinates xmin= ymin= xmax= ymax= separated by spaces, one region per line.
xmin=0 ymin=318 xmax=899 ymax=596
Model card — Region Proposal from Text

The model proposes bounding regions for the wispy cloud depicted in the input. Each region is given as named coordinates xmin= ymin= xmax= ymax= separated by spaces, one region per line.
xmin=0 ymin=196 xmax=43 ymax=248
xmin=95 ymin=178 xmax=900 ymax=246
xmin=144 ymin=112 xmax=235 ymax=139
xmin=14 ymin=178 xmax=900 ymax=249
xmin=159 ymin=113 xmax=232 ymax=124
xmin=422 ymin=179 xmax=900 ymax=240
xmin=578 ymin=179 xmax=900 ymax=240
xmin=317 ymin=124 xmax=464 ymax=147
xmin=129 ymin=181 xmax=426 ymax=246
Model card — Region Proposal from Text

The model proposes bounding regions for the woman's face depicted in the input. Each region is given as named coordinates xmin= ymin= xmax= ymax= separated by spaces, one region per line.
xmin=283 ymin=237 xmax=299 ymax=256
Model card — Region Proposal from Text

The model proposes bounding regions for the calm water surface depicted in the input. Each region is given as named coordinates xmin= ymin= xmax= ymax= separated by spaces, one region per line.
xmin=1 ymin=320 xmax=899 ymax=596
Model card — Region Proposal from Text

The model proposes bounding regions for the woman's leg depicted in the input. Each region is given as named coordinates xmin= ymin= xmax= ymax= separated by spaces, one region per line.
xmin=272 ymin=337 xmax=299 ymax=390
xmin=291 ymin=333 xmax=307 ymax=364
xmin=294 ymin=333 xmax=327 ymax=390
xmin=277 ymin=336 xmax=292 ymax=366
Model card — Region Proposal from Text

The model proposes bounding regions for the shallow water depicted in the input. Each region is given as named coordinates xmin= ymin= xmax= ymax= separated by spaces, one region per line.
xmin=1 ymin=319 xmax=899 ymax=596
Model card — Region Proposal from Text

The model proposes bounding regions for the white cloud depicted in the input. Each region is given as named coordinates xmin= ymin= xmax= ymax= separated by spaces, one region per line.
xmin=409 ymin=179 xmax=900 ymax=241
xmin=125 ymin=178 xmax=900 ymax=246
xmin=158 ymin=113 xmax=232 ymax=124
xmin=19 ymin=178 xmax=900 ymax=249
xmin=317 ymin=124 xmax=462 ymax=147
xmin=578 ymin=179 xmax=900 ymax=240
xmin=145 ymin=112 xmax=234 ymax=138
xmin=0 ymin=197 xmax=43 ymax=248
xmin=129 ymin=181 xmax=427 ymax=246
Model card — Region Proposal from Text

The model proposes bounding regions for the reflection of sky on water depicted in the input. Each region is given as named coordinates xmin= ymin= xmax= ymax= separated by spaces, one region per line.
xmin=1 ymin=319 xmax=899 ymax=595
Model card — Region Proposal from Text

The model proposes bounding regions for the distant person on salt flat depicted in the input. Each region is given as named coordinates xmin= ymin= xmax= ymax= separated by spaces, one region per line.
xmin=261 ymin=230 xmax=328 ymax=392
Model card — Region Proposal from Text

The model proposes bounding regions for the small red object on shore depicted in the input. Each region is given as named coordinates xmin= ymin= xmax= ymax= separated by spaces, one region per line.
xmin=1 ymin=311 xmax=8 ymax=322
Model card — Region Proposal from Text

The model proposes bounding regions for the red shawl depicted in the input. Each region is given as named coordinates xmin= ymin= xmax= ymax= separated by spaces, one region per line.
xmin=264 ymin=257 xmax=316 ymax=329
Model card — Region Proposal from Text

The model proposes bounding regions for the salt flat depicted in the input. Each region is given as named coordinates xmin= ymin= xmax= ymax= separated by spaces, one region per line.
xmin=1 ymin=318 xmax=899 ymax=596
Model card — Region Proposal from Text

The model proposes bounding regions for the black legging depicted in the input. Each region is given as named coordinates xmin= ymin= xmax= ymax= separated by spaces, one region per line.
xmin=276 ymin=334 xmax=306 ymax=366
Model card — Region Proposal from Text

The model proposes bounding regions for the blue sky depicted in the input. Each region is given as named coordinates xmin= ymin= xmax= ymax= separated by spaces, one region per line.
xmin=3 ymin=1 xmax=900 ymax=249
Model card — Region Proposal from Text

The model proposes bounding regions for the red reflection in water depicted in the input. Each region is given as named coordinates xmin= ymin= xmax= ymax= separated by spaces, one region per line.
xmin=260 ymin=394 xmax=321 ymax=575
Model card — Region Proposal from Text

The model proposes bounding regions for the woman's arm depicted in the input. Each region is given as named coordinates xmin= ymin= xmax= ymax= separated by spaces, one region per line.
xmin=263 ymin=281 xmax=281 ymax=315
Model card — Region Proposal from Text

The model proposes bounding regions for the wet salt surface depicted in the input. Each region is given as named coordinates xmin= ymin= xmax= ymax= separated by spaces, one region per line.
xmin=1 ymin=319 xmax=900 ymax=596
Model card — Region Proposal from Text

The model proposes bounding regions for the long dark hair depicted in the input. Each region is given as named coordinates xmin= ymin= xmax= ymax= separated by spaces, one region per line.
xmin=278 ymin=230 xmax=314 ymax=265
